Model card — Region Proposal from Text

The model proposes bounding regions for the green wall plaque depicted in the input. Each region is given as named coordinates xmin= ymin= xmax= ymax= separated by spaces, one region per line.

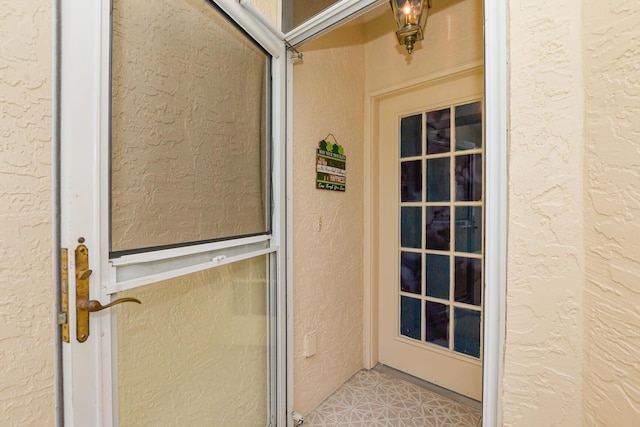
xmin=316 ymin=138 xmax=346 ymax=192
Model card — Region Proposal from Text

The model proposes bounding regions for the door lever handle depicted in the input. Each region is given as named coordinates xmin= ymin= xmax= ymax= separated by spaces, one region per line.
xmin=78 ymin=297 xmax=142 ymax=312
xmin=75 ymin=243 xmax=142 ymax=342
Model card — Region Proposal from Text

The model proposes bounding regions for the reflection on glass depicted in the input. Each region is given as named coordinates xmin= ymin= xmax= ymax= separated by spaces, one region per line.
xmin=400 ymin=114 xmax=422 ymax=158
xmin=401 ymin=207 xmax=422 ymax=249
xmin=455 ymin=102 xmax=483 ymax=151
xmin=426 ymin=206 xmax=450 ymax=251
xmin=455 ymin=257 xmax=482 ymax=306
xmin=111 ymin=0 xmax=269 ymax=254
xmin=427 ymin=108 xmax=450 ymax=154
xmin=400 ymin=296 xmax=421 ymax=340
xmin=426 ymin=254 xmax=449 ymax=299
xmin=401 ymin=160 xmax=422 ymax=202
xmin=455 ymin=154 xmax=483 ymax=201
xmin=282 ymin=0 xmax=342 ymax=32
xmin=454 ymin=307 xmax=481 ymax=358
xmin=426 ymin=157 xmax=450 ymax=202
xmin=455 ymin=206 xmax=482 ymax=253
xmin=401 ymin=252 xmax=422 ymax=295
xmin=426 ymin=301 xmax=449 ymax=348
xmin=117 ymin=255 xmax=273 ymax=425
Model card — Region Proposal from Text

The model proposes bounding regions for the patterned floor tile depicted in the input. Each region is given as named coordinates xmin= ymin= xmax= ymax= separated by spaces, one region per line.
xmin=342 ymin=369 xmax=385 ymax=394
xmin=304 ymin=369 xmax=481 ymax=427
xmin=303 ymin=411 xmax=340 ymax=427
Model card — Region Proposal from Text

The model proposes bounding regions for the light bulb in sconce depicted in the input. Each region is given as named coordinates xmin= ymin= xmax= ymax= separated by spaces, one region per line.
xmin=390 ymin=0 xmax=432 ymax=54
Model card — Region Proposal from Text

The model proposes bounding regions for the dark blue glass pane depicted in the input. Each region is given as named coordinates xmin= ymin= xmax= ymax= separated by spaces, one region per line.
xmin=401 ymin=115 xmax=422 ymax=158
xmin=426 ymin=108 xmax=450 ymax=154
xmin=401 ymin=160 xmax=422 ymax=202
xmin=425 ymin=206 xmax=450 ymax=251
xmin=400 ymin=296 xmax=421 ymax=340
xmin=426 ymin=301 xmax=449 ymax=348
xmin=454 ymin=257 xmax=482 ymax=306
xmin=454 ymin=307 xmax=481 ymax=358
xmin=401 ymin=207 xmax=422 ymax=249
xmin=455 ymin=206 xmax=482 ymax=254
xmin=455 ymin=154 xmax=482 ymax=201
xmin=401 ymin=252 xmax=422 ymax=295
xmin=426 ymin=157 xmax=450 ymax=202
xmin=455 ymin=102 xmax=482 ymax=151
xmin=426 ymin=254 xmax=449 ymax=299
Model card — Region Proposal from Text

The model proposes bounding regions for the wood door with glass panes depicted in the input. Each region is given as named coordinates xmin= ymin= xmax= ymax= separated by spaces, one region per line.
xmin=378 ymin=70 xmax=484 ymax=401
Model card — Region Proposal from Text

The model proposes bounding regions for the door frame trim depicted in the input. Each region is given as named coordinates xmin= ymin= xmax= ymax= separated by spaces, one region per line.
xmin=364 ymin=2 xmax=508 ymax=423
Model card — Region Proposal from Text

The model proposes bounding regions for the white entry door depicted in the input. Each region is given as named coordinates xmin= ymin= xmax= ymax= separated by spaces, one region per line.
xmin=377 ymin=69 xmax=484 ymax=401
xmin=59 ymin=0 xmax=287 ymax=425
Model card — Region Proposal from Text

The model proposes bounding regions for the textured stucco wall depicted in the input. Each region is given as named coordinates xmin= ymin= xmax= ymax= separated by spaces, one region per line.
xmin=111 ymin=0 xmax=267 ymax=252
xmin=0 ymin=1 xmax=55 ymax=425
xmin=364 ymin=0 xmax=483 ymax=94
xmin=118 ymin=256 xmax=270 ymax=426
xmin=292 ymin=23 xmax=365 ymax=415
xmin=583 ymin=1 xmax=640 ymax=424
xmin=504 ymin=1 xmax=585 ymax=425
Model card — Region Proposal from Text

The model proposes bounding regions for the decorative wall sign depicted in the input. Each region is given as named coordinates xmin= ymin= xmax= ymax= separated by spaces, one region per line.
xmin=316 ymin=134 xmax=346 ymax=192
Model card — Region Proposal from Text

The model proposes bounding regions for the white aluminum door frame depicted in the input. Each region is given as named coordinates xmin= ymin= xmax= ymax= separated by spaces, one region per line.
xmin=482 ymin=1 xmax=508 ymax=425
xmin=59 ymin=0 xmax=287 ymax=425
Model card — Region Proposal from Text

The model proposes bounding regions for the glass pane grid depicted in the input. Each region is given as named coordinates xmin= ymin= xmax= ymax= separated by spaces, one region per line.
xmin=424 ymin=152 xmax=451 ymax=160
xmin=451 ymin=300 xmax=483 ymax=311
xmin=451 ymin=251 xmax=483 ymax=259
xmin=397 ymin=101 xmax=484 ymax=359
xmin=453 ymin=148 xmax=483 ymax=155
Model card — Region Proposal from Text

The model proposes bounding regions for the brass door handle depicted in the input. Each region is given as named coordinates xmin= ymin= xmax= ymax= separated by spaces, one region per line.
xmin=75 ymin=243 xmax=142 ymax=342
xmin=78 ymin=297 xmax=142 ymax=312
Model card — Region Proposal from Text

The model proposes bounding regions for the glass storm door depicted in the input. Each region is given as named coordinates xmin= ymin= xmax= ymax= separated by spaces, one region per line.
xmin=59 ymin=0 xmax=286 ymax=425
xmin=378 ymin=70 xmax=484 ymax=401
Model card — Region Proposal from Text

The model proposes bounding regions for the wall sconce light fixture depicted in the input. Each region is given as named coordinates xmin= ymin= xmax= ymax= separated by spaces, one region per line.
xmin=390 ymin=0 xmax=432 ymax=54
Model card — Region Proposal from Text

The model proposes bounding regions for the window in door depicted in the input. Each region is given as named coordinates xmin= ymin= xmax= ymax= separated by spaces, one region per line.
xmin=399 ymin=100 xmax=484 ymax=360
xmin=111 ymin=0 xmax=271 ymax=256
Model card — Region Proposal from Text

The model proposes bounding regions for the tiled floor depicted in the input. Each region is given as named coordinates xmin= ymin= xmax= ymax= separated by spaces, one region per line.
xmin=302 ymin=368 xmax=482 ymax=427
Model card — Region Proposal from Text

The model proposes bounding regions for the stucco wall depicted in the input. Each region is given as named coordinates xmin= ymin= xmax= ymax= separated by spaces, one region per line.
xmin=292 ymin=22 xmax=365 ymax=415
xmin=118 ymin=256 xmax=270 ymax=426
xmin=504 ymin=1 xmax=585 ymax=425
xmin=0 ymin=1 xmax=55 ymax=425
xmin=583 ymin=1 xmax=640 ymax=424
xmin=111 ymin=0 xmax=267 ymax=252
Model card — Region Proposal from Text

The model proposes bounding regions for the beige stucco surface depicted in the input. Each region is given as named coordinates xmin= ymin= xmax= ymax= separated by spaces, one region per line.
xmin=292 ymin=23 xmax=366 ymax=415
xmin=0 ymin=0 xmax=55 ymax=425
xmin=504 ymin=1 xmax=585 ymax=425
xmin=111 ymin=0 xmax=267 ymax=252
xmin=583 ymin=0 xmax=640 ymax=424
xmin=117 ymin=256 xmax=270 ymax=425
